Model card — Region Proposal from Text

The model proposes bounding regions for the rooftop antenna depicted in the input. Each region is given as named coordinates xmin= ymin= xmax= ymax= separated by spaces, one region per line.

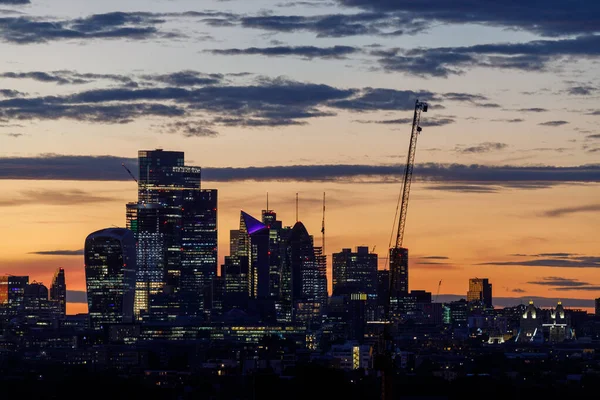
xmin=267 ymin=192 xmax=269 ymax=212
xmin=295 ymin=193 xmax=299 ymax=222
xmin=321 ymin=192 xmax=326 ymax=253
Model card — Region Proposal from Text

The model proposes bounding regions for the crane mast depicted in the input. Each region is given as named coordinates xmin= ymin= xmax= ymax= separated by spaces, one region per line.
xmin=394 ymin=99 xmax=427 ymax=249
xmin=379 ymin=99 xmax=428 ymax=400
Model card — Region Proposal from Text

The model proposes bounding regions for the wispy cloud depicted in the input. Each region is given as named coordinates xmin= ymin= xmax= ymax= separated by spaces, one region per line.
xmin=0 ymin=189 xmax=119 ymax=207
xmin=29 ymin=249 xmax=84 ymax=256
xmin=481 ymin=254 xmax=600 ymax=268
xmin=208 ymin=45 xmax=360 ymax=59
xmin=539 ymin=120 xmax=569 ymax=127
xmin=543 ymin=204 xmax=600 ymax=217
xmin=455 ymin=142 xmax=508 ymax=154
xmin=1 ymin=155 xmax=600 ymax=185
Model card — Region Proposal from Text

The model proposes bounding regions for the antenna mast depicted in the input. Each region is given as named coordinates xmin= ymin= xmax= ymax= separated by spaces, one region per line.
xmin=321 ymin=192 xmax=326 ymax=253
xmin=295 ymin=193 xmax=299 ymax=222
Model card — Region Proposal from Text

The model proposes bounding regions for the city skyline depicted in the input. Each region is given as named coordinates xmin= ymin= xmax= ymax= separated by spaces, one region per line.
xmin=0 ymin=0 xmax=599 ymax=314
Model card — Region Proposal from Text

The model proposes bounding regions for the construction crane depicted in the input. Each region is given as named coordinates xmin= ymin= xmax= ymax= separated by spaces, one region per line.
xmin=122 ymin=163 xmax=137 ymax=183
xmin=379 ymin=99 xmax=428 ymax=400
xmin=435 ymin=280 xmax=442 ymax=302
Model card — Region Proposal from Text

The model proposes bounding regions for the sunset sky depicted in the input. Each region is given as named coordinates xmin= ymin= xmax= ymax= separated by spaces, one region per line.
xmin=0 ymin=0 xmax=599 ymax=314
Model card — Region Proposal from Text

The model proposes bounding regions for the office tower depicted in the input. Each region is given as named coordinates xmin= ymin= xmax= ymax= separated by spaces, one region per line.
xmin=222 ymin=254 xmax=249 ymax=310
xmin=236 ymin=211 xmax=270 ymax=299
xmin=332 ymin=247 xmax=378 ymax=298
xmin=313 ymin=246 xmax=328 ymax=309
xmin=50 ymin=267 xmax=67 ymax=319
xmin=280 ymin=221 xmax=324 ymax=323
xmin=230 ymin=230 xmax=240 ymax=255
xmin=389 ymin=247 xmax=409 ymax=295
xmin=467 ymin=278 xmax=493 ymax=308
xmin=0 ymin=275 xmax=29 ymax=318
xmin=126 ymin=202 xmax=164 ymax=319
xmin=24 ymin=282 xmax=53 ymax=326
xmin=84 ymin=228 xmax=136 ymax=330
xmin=129 ymin=149 xmax=218 ymax=318
xmin=262 ymin=209 xmax=283 ymax=299
xmin=596 ymin=298 xmax=600 ymax=317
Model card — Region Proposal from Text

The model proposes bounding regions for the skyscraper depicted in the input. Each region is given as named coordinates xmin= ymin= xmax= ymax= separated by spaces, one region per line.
xmin=280 ymin=221 xmax=326 ymax=323
xmin=128 ymin=149 xmax=218 ymax=319
xmin=595 ymin=298 xmax=600 ymax=317
xmin=332 ymin=247 xmax=378 ymax=297
xmin=0 ymin=275 xmax=28 ymax=318
xmin=84 ymin=228 xmax=136 ymax=330
xmin=389 ymin=247 xmax=409 ymax=295
xmin=467 ymin=278 xmax=493 ymax=308
xmin=50 ymin=267 xmax=67 ymax=319
xmin=237 ymin=211 xmax=270 ymax=299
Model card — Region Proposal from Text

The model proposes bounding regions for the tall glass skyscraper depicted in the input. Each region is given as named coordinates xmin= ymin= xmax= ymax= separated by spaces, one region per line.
xmin=84 ymin=228 xmax=136 ymax=330
xmin=127 ymin=149 xmax=218 ymax=319
xmin=50 ymin=267 xmax=67 ymax=319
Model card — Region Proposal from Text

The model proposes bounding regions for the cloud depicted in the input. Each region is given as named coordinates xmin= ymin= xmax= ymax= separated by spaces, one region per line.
xmin=355 ymin=116 xmax=455 ymax=127
xmin=0 ymin=88 xmax=24 ymax=97
xmin=511 ymin=288 xmax=526 ymax=293
xmin=144 ymin=70 xmax=223 ymax=86
xmin=374 ymin=35 xmax=600 ymax=77
xmin=587 ymin=134 xmax=600 ymax=140
xmin=2 ymin=132 xmax=23 ymax=138
xmin=208 ymin=45 xmax=360 ymax=59
xmin=425 ymin=184 xmax=499 ymax=193
xmin=527 ymin=276 xmax=591 ymax=287
xmin=336 ymin=0 xmax=600 ymax=37
xmin=420 ymin=256 xmax=449 ymax=260
xmin=527 ymin=276 xmax=600 ymax=291
xmin=0 ymin=0 xmax=30 ymax=4
xmin=0 ymin=188 xmax=120 ymax=206
xmin=566 ymin=85 xmax=596 ymax=96
xmin=163 ymin=120 xmax=218 ymax=137
xmin=2 ymin=156 xmax=600 ymax=185
xmin=456 ymin=142 xmax=508 ymax=154
xmin=518 ymin=108 xmax=548 ymax=113
xmin=543 ymin=204 xmax=600 ymax=217
xmin=239 ymin=12 xmax=427 ymax=38
xmin=29 ymin=249 xmax=84 ymax=256
xmin=481 ymin=255 xmax=600 ymax=268
xmin=0 ymin=12 xmax=175 ymax=44
xmin=330 ymin=88 xmax=435 ymax=111
xmin=539 ymin=120 xmax=569 ymax=127
xmin=491 ymin=118 xmax=524 ymax=123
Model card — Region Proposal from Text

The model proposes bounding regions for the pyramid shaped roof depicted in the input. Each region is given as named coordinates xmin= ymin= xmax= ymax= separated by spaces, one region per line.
xmin=241 ymin=210 xmax=267 ymax=235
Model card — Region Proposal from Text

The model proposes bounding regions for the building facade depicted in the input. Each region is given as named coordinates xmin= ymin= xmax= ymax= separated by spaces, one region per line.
xmin=467 ymin=278 xmax=493 ymax=308
xmin=84 ymin=228 xmax=137 ymax=330
xmin=127 ymin=149 xmax=218 ymax=319
xmin=50 ymin=267 xmax=67 ymax=319
xmin=332 ymin=246 xmax=378 ymax=298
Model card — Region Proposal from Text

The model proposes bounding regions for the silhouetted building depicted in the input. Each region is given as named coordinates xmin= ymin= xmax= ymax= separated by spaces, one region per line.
xmin=596 ymin=298 xmax=600 ymax=317
xmin=0 ymin=275 xmax=28 ymax=318
xmin=23 ymin=282 xmax=53 ymax=326
xmin=262 ymin=209 xmax=283 ymax=299
xmin=222 ymin=254 xmax=250 ymax=310
xmin=281 ymin=221 xmax=325 ymax=323
xmin=237 ymin=211 xmax=270 ymax=299
xmin=84 ymin=228 xmax=136 ymax=330
xmin=128 ymin=149 xmax=218 ymax=319
xmin=389 ymin=247 xmax=409 ymax=295
xmin=332 ymin=247 xmax=378 ymax=298
xmin=50 ymin=267 xmax=67 ymax=319
xmin=467 ymin=278 xmax=492 ymax=308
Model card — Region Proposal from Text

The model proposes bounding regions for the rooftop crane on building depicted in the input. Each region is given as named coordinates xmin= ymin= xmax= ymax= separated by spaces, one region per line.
xmin=378 ymin=99 xmax=428 ymax=400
